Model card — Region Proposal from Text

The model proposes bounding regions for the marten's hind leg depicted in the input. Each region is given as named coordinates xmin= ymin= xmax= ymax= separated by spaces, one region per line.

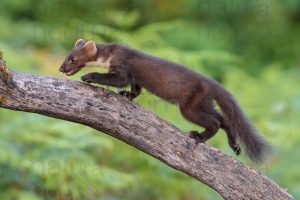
xmin=180 ymin=97 xmax=220 ymax=144
xmin=180 ymin=91 xmax=241 ymax=154
xmin=186 ymin=114 xmax=220 ymax=144
xmin=212 ymin=111 xmax=241 ymax=155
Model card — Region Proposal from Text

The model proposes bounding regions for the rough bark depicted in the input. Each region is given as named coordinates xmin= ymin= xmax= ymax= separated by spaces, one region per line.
xmin=0 ymin=64 xmax=294 ymax=199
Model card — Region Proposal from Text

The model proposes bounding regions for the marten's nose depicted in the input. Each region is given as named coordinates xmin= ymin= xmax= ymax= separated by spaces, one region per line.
xmin=59 ymin=67 xmax=64 ymax=72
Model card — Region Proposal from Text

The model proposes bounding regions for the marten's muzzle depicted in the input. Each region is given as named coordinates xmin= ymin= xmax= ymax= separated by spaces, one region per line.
xmin=59 ymin=64 xmax=83 ymax=76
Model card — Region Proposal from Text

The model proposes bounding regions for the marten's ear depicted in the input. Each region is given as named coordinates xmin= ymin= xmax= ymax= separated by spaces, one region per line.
xmin=82 ymin=41 xmax=97 ymax=57
xmin=74 ymin=39 xmax=86 ymax=48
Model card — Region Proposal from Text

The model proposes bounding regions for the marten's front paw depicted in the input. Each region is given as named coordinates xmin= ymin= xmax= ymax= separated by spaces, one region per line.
xmin=81 ymin=74 xmax=94 ymax=83
xmin=119 ymin=90 xmax=133 ymax=100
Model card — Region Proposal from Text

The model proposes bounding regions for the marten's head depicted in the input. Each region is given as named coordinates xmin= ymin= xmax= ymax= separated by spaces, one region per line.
xmin=59 ymin=39 xmax=97 ymax=76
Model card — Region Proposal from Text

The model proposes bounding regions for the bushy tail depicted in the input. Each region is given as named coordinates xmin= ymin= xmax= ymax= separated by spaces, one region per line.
xmin=213 ymin=84 xmax=272 ymax=163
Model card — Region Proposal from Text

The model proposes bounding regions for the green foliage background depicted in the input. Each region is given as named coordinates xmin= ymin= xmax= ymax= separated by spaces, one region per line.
xmin=0 ymin=0 xmax=300 ymax=199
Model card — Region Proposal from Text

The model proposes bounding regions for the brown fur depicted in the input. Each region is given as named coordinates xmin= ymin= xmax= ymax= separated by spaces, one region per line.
xmin=59 ymin=40 xmax=272 ymax=163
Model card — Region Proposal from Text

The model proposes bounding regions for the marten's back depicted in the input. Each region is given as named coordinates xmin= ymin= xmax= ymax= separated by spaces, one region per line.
xmin=125 ymin=47 xmax=212 ymax=103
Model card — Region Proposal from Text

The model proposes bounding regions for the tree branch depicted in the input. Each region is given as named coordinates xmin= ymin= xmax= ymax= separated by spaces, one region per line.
xmin=0 ymin=62 xmax=294 ymax=199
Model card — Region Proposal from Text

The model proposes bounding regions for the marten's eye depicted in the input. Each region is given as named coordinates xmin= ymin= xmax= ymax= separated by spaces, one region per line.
xmin=70 ymin=57 xmax=76 ymax=63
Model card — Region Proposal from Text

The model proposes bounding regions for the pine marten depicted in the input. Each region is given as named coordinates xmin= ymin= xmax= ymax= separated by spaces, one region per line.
xmin=59 ymin=39 xmax=271 ymax=163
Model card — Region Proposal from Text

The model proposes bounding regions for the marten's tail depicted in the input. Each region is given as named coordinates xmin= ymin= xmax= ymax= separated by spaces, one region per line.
xmin=212 ymin=83 xmax=271 ymax=163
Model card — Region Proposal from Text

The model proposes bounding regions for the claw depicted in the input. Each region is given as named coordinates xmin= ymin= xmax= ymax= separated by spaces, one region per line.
xmin=81 ymin=76 xmax=92 ymax=83
xmin=189 ymin=131 xmax=205 ymax=144
xmin=119 ymin=90 xmax=133 ymax=100
xmin=233 ymin=144 xmax=241 ymax=155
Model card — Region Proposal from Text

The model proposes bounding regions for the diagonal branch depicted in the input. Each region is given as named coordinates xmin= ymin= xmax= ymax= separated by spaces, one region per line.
xmin=0 ymin=63 xmax=294 ymax=200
